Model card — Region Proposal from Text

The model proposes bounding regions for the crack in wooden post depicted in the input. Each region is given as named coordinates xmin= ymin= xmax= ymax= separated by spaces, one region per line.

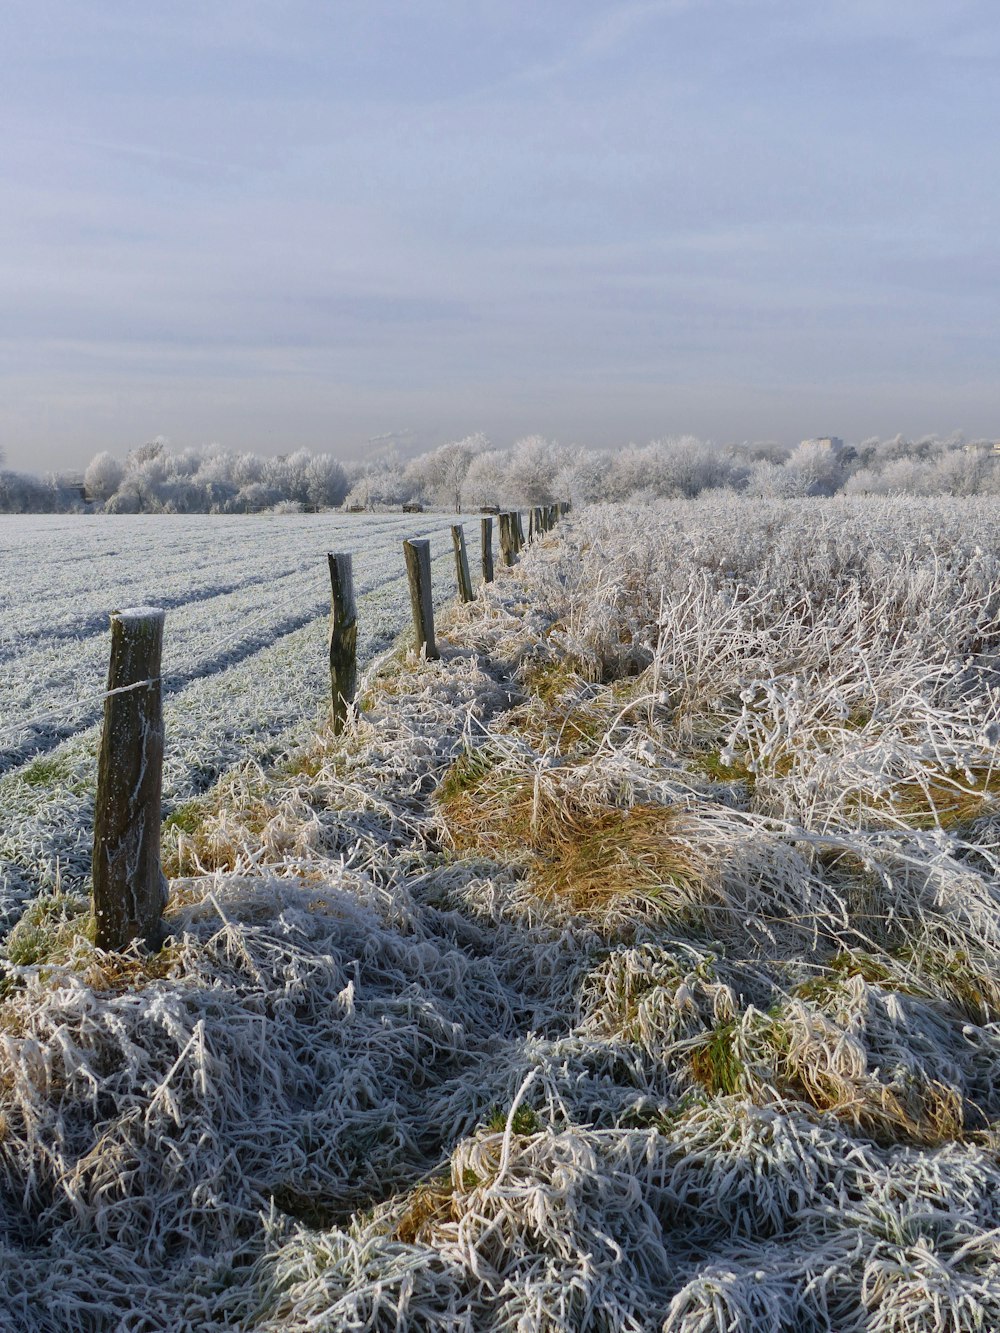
xmin=403 ymin=538 xmax=439 ymax=659
xmin=327 ymin=552 xmax=357 ymax=735
xmin=481 ymin=515 xmax=494 ymax=583
xmin=451 ymin=524 xmax=474 ymax=603
xmin=499 ymin=512 xmax=516 ymax=567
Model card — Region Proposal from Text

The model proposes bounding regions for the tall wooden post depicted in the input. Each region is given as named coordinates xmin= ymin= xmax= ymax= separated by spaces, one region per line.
xmin=499 ymin=512 xmax=516 ymax=567
xmin=481 ymin=516 xmax=494 ymax=583
xmin=514 ymin=512 xmax=526 ymax=552
xmin=92 ymin=607 xmax=167 ymax=952
xmin=403 ymin=538 xmax=438 ymax=659
xmin=451 ymin=524 xmax=474 ymax=603
xmin=327 ymin=552 xmax=357 ymax=734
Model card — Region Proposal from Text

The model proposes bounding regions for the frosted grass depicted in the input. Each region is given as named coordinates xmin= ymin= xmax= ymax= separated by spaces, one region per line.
xmin=1 ymin=496 xmax=1000 ymax=1329
xmin=0 ymin=512 xmax=459 ymax=922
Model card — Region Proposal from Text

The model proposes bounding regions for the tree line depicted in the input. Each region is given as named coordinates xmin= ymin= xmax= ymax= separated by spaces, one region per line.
xmin=1 ymin=431 xmax=999 ymax=515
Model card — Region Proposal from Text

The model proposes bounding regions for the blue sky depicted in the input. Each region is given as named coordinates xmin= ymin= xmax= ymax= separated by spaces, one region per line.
xmin=2 ymin=1 xmax=998 ymax=468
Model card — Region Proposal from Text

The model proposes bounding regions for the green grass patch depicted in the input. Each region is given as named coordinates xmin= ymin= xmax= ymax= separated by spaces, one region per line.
xmin=16 ymin=754 xmax=89 ymax=796
xmin=689 ymin=1021 xmax=745 ymax=1097
xmin=485 ymin=1104 xmax=541 ymax=1136
xmin=2 ymin=892 xmax=91 ymax=975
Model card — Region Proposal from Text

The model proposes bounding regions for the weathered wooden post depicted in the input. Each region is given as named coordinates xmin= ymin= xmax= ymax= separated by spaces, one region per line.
xmin=531 ymin=506 xmax=544 ymax=538
xmin=327 ymin=552 xmax=357 ymax=734
xmin=558 ymin=501 xmax=571 ymax=519
xmin=481 ymin=516 xmax=494 ymax=583
xmin=499 ymin=512 xmax=515 ymax=567
xmin=451 ymin=524 xmax=474 ymax=603
xmin=92 ymin=607 xmax=167 ymax=952
xmin=546 ymin=504 xmax=556 ymax=530
xmin=403 ymin=538 xmax=438 ymax=659
xmin=514 ymin=512 xmax=526 ymax=553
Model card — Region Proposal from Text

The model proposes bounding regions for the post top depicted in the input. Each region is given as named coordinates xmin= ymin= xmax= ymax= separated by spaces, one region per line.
xmin=112 ymin=606 xmax=166 ymax=624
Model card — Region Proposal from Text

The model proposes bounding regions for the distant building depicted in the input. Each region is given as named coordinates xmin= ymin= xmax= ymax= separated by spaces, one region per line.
xmin=60 ymin=473 xmax=89 ymax=503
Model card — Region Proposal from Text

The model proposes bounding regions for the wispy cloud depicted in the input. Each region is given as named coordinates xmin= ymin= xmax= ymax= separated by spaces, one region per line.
xmin=1 ymin=0 xmax=998 ymax=465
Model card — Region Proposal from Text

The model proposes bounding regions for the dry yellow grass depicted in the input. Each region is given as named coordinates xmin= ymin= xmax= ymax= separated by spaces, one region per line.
xmin=436 ymin=753 xmax=713 ymax=921
xmin=392 ymin=1175 xmax=462 ymax=1245
xmin=874 ymin=765 xmax=1000 ymax=830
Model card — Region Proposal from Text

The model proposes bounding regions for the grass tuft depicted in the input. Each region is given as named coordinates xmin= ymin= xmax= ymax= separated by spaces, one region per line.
xmin=436 ymin=758 xmax=711 ymax=922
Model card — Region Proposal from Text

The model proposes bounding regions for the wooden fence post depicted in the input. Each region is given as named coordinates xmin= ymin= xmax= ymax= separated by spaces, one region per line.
xmin=531 ymin=506 xmax=544 ymax=538
xmin=499 ymin=512 xmax=516 ymax=567
xmin=452 ymin=524 xmax=474 ymax=603
xmin=403 ymin=538 xmax=438 ymax=659
xmin=327 ymin=552 xmax=357 ymax=734
xmin=92 ymin=607 xmax=167 ymax=952
xmin=514 ymin=512 xmax=526 ymax=552
xmin=481 ymin=516 xmax=494 ymax=583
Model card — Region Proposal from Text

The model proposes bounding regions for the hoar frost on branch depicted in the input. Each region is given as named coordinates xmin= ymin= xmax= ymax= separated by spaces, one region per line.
xmin=5 ymin=427 xmax=1000 ymax=514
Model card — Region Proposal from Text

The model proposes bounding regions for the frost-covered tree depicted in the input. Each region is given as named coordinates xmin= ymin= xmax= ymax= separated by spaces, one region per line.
xmin=462 ymin=449 xmax=511 ymax=510
xmin=125 ymin=438 xmax=167 ymax=472
xmin=551 ymin=449 xmax=611 ymax=506
xmin=84 ymin=451 xmax=124 ymax=504
xmin=305 ymin=454 xmax=348 ymax=509
xmin=343 ymin=460 xmax=410 ymax=510
xmin=783 ymin=439 xmax=846 ymax=497
xmin=743 ymin=459 xmax=803 ymax=499
xmin=506 ymin=436 xmax=566 ymax=506
xmin=404 ymin=434 xmax=488 ymax=511
xmin=261 ymin=450 xmax=312 ymax=506
xmin=225 ymin=481 xmax=279 ymax=514
xmin=0 ymin=470 xmax=61 ymax=512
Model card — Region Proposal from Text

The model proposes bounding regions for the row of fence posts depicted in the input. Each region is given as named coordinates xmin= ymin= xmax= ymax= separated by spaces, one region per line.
xmin=89 ymin=502 xmax=569 ymax=951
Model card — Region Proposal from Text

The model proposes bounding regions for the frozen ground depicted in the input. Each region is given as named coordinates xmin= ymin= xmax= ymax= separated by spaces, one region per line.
xmin=1 ymin=496 xmax=1000 ymax=1330
xmin=0 ymin=511 xmax=461 ymax=925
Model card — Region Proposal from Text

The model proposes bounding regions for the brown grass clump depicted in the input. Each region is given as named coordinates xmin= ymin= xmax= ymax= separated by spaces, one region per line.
xmin=875 ymin=765 xmax=1000 ymax=830
xmin=435 ymin=753 xmax=712 ymax=922
xmin=76 ymin=941 xmax=184 ymax=995
xmin=392 ymin=1174 xmax=462 ymax=1245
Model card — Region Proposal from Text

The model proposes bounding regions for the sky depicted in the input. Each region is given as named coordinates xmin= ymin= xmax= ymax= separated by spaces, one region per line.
xmin=1 ymin=0 xmax=999 ymax=471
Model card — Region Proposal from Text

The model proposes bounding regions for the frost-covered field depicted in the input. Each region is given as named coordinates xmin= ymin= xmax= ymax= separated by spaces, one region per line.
xmin=3 ymin=496 xmax=1000 ymax=1331
xmin=0 ymin=512 xmax=459 ymax=925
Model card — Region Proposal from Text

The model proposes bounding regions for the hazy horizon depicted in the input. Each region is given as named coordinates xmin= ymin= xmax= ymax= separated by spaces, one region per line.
xmin=3 ymin=1 xmax=999 ymax=471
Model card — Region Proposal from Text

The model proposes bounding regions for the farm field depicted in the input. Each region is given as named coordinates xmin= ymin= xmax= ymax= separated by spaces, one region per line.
xmin=3 ymin=495 xmax=1000 ymax=1330
xmin=0 ymin=511 xmax=461 ymax=927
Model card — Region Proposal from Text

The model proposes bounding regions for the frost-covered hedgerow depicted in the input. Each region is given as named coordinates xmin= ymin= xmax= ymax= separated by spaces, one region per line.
xmin=3 ymin=495 xmax=1000 ymax=1330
